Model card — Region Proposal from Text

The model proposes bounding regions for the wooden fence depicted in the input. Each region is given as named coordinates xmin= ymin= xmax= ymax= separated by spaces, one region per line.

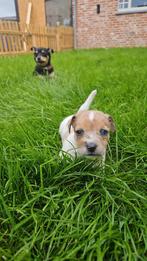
xmin=0 ymin=21 xmax=74 ymax=55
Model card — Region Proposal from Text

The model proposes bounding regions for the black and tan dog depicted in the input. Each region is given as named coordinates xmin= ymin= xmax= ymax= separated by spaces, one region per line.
xmin=31 ymin=47 xmax=54 ymax=77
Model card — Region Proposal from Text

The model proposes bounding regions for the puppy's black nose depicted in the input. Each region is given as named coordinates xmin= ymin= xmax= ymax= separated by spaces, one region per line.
xmin=86 ymin=142 xmax=97 ymax=153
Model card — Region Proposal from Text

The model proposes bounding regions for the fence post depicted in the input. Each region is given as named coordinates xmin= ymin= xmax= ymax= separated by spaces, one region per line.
xmin=56 ymin=28 xmax=61 ymax=51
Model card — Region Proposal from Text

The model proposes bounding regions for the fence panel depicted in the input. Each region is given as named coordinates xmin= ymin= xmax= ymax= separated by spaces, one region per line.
xmin=0 ymin=21 xmax=25 ymax=54
xmin=0 ymin=21 xmax=74 ymax=55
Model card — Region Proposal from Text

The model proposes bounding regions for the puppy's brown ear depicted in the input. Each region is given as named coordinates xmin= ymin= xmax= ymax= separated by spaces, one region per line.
xmin=69 ymin=116 xmax=76 ymax=133
xmin=31 ymin=46 xmax=36 ymax=51
xmin=108 ymin=116 xmax=116 ymax=132
xmin=48 ymin=48 xmax=54 ymax=54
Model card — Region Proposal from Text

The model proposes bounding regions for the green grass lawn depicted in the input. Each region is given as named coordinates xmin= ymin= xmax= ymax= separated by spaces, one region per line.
xmin=0 ymin=48 xmax=146 ymax=260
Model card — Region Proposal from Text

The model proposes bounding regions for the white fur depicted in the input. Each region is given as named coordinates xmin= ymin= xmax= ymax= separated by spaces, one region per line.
xmin=78 ymin=90 xmax=97 ymax=112
xmin=88 ymin=111 xmax=95 ymax=122
xmin=59 ymin=90 xmax=97 ymax=159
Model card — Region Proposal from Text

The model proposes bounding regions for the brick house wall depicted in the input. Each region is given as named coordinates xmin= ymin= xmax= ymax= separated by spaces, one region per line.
xmin=73 ymin=0 xmax=147 ymax=48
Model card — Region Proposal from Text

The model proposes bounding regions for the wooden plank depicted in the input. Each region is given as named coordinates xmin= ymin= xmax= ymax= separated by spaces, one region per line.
xmin=0 ymin=35 xmax=5 ymax=52
xmin=5 ymin=35 xmax=11 ymax=52
xmin=2 ymin=35 xmax=8 ymax=52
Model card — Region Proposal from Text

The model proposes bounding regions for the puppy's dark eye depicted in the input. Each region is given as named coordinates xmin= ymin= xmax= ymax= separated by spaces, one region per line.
xmin=75 ymin=129 xmax=84 ymax=136
xmin=100 ymin=129 xmax=108 ymax=136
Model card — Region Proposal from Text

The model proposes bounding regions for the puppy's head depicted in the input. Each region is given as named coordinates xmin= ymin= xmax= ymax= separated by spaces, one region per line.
xmin=69 ymin=110 xmax=115 ymax=158
xmin=31 ymin=47 xmax=54 ymax=66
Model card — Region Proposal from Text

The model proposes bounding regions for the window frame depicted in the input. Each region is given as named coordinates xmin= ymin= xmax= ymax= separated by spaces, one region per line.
xmin=0 ymin=0 xmax=19 ymax=21
xmin=118 ymin=0 xmax=147 ymax=14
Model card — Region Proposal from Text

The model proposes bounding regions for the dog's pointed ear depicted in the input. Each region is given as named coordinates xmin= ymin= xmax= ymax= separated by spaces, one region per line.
xmin=48 ymin=48 xmax=54 ymax=54
xmin=31 ymin=46 xmax=36 ymax=51
xmin=108 ymin=115 xmax=116 ymax=132
xmin=69 ymin=115 xmax=76 ymax=133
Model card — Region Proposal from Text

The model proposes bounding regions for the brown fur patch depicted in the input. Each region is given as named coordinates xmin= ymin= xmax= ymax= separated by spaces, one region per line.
xmin=73 ymin=111 xmax=112 ymax=132
xmin=71 ymin=110 xmax=113 ymax=150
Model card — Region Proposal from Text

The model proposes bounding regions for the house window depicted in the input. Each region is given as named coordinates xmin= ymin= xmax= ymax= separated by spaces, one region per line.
xmin=132 ymin=0 xmax=147 ymax=7
xmin=118 ymin=0 xmax=129 ymax=9
xmin=45 ymin=0 xmax=72 ymax=26
xmin=0 ymin=0 xmax=18 ymax=20
xmin=118 ymin=0 xmax=147 ymax=12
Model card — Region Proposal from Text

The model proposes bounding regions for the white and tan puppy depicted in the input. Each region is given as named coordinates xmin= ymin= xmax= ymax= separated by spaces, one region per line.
xmin=59 ymin=90 xmax=115 ymax=162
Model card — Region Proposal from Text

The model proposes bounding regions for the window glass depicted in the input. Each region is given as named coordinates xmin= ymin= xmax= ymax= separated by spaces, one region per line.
xmin=45 ymin=0 xmax=72 ymax=26
xmin=118 ymin=0 xmax=129 ymax=9
xmin=132 ymin=0 xmax=147 ymax=7
xmin=118 ymin=0 xmax=147 ymax=9
xmin=124 ymin=3 xmax=129 ymax=8
xmin=0 ymin=0 xmax=17 ymax=20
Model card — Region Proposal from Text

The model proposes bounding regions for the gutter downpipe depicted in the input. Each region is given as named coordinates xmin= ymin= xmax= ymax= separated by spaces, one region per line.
xmin=73 ymin=0 xmax=77 ymax=49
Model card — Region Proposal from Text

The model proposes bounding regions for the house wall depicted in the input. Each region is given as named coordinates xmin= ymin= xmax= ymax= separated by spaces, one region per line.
xmin=17 ymin=0 xmax=46 ymax=26
xmin=73 ymin=0 xmax=147 ymax=48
